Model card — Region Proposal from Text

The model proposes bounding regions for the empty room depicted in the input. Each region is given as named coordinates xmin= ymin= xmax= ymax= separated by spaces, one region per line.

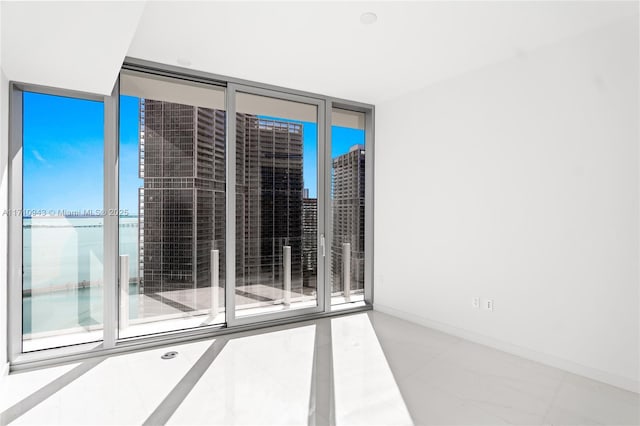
xmin=0 ymin=1 xmax=638 ymax=425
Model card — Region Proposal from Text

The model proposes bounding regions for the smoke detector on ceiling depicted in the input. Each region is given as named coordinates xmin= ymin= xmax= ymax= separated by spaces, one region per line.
xmin=360 ymin=12 xmax=377 ymax=25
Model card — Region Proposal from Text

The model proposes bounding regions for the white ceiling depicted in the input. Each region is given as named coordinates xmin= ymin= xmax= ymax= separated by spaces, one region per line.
xmin=0 ymin=1 xmax=146 ymax=95
xmin=1 ymin=1 xmax=637 ymax=103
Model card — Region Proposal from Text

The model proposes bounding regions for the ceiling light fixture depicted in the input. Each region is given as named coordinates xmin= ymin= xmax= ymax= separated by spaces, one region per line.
xmin=360 ymin=12 xmax=377 ymax=25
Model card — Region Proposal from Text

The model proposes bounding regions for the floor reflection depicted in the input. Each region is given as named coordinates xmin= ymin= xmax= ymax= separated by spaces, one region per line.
xmin=331 ymin=314 xmax=413 ymax=425
xmin=3 ymin=312 xmax=415 ymax=426
xmin=4 ymin=311 xmax=635 ymax=425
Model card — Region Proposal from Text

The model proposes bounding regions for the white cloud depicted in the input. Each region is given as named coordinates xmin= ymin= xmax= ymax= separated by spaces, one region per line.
xmin=31 ymin=149 xmax=46 ymax=164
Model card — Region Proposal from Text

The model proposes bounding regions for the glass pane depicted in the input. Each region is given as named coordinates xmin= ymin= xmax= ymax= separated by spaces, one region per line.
xmin=331 ymin=108 xmax=366 ymax=306
xmin=22 ymin=92 xmax=104 ymax=351
xmin=119 ymin=72 xmax=226 ymax=338
xmin=235 ymin=93 xmax=318 ymax=317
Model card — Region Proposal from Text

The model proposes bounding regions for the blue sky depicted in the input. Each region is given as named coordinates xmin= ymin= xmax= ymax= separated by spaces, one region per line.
xmin=119 ymin=96 xmax=143 ymax=215
xmin=23 ymin=92 xmax=104 ymax=213
xmin=24 ymin=92 xmax=364 ymax=214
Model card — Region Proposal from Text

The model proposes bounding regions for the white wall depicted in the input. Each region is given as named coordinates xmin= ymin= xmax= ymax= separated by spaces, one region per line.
xmin=0 ymin=0 xmax=9 ymax=376
xmin=375 ymin=16 xmax=639 ymax=392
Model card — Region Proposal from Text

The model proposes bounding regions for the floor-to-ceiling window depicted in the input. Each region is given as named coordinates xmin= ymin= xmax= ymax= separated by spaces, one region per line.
xmin=118 ymin=71 xmax=227 ymax=338
xmin=21 ymin=91 xmax=105 ymax=352
xmin=331 ymin=108 xmax=367 ymax=307
xmin=231 ymin=88 xmax=322 ymax=321
xmin=9 ymin=63 xmax=373 ymax=364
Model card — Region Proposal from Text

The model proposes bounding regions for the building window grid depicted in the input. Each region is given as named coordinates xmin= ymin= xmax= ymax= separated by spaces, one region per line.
xmin=139 ymin=100 xmax=226 ymax=311
xmin=332 ymin=147 xmax=366 ymax=293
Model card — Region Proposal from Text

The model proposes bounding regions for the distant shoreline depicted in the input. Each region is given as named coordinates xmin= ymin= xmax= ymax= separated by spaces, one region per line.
xmin=23 ymin=215 xmax=140 ymax=219
xmin=23 ymin=216 xmax=139 ymax=228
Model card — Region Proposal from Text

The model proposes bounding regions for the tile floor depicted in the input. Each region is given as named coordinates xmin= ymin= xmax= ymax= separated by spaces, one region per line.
xmin=1 ymin=311 xmax=638 ymax=425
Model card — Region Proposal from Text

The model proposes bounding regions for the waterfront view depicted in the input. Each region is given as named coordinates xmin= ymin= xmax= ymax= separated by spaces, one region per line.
xmin=23 ymin=216 xmax=138 ymax=336
xmin=20 ymin=81 xmax=366 ymax=352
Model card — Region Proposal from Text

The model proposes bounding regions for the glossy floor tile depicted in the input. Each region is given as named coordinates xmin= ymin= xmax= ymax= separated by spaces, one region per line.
xmin=1 ymin=311 xmax=638 ymax=425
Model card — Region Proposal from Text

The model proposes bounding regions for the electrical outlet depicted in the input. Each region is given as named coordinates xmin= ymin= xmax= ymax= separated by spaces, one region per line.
xmin=472 ymin=297 xmax=480 ymax=308
xmin=485 ymin=299 xmax=494 ymax=312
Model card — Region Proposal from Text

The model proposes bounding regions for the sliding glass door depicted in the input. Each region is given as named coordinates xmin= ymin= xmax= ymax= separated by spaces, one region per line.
xmin=227 ymin=85 xmax=326 ymax=325
xmin=116 ymin=78 xmax=328 ymax=334
xmin=118 ymin=71 xmax=227 ymax=338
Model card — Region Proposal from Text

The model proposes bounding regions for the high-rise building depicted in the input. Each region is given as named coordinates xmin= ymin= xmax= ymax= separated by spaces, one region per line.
xmin=138 ymin=103 xmax=306 ymax=305
xmin=331 ymin=145 xmax=366 ymax=293
xmin=138 ymin=100 xmax=226 ymax=305
xmin=235 ymin=115 xmax=304 ymax=293
xmin=302 ymin=193 xmax=317 ymax=289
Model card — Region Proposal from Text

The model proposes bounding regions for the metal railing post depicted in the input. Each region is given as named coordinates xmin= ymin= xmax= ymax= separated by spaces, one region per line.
xmin=283 ymin=245 xmax=291 ymax=307
xmin=119 ymin=255 xmax=129 ymax=330
xmin=211 ymin=249 xmax=219 ymax=317
xmin=343 ymin=243 xmax=351 ymax=302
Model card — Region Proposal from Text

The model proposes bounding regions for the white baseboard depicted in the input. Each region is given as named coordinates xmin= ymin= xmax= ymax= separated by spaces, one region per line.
xmin=374 ymin=303 xmax=640 ymax=394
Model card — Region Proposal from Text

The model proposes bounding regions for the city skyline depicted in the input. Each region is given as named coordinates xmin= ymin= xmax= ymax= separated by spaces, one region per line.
xmin=22 ymin=92 xmax=364 ymax=214
xmin=19 ymin=81 xmax=368 ymax=344
xmin=134 ymin=96 xmax=365 ymax=308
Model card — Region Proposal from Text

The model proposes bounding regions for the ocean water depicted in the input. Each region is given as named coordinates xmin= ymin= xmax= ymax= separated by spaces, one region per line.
xmin=23 ymin=217 xmax=139 ymax=290
xmin=23 ymin=217 xmax=139 ymax=334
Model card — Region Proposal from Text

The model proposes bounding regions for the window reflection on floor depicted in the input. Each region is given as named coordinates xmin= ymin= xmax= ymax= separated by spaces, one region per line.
xmin=4 ymin=312 xmax=415 ymax=426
